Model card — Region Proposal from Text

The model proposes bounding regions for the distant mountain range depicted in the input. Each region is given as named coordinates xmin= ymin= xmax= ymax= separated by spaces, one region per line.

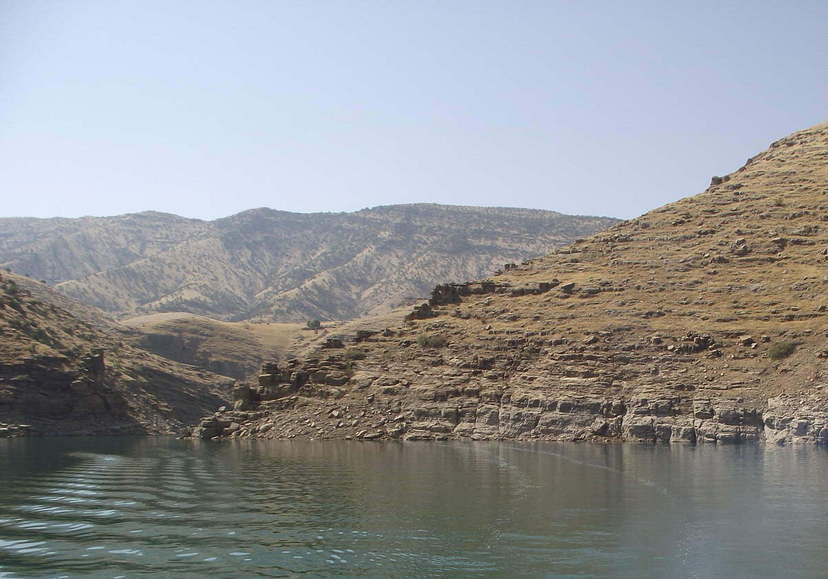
xmin=0 ymin=204 xmax=619 ymax=322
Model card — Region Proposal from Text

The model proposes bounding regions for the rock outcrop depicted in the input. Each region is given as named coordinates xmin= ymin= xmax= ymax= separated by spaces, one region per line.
xmin=196 ymin=122 xmax=828 ymax=445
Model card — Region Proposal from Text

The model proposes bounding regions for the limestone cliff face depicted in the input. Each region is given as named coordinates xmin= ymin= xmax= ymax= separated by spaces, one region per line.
xmin=0 ymin=205 xmax=618 ymax=322
xmin=0 ymin=273 xmax=233 ymax=436
xmin=196 ymin=122 xmax=828 ymax=445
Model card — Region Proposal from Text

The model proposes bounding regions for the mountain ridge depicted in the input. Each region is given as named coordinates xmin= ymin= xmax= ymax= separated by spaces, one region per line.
xmin=0 ymin=204 xmax=619 ymax=322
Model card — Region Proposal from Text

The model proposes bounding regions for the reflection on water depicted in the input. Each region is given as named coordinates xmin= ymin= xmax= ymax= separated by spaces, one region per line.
xmin=0 ymin=438 xmax=826 ymax=578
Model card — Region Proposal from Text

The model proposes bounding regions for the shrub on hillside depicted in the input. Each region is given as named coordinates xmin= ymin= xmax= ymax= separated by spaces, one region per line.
xmin=344 ymin=348 xmax=367 ymax=360
xmin=768 ymin=341 xmax=796 ymax=360
xmin=416 ymin=334 xmax=448 ymax=348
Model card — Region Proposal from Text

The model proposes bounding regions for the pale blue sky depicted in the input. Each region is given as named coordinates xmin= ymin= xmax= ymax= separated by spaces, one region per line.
xmin=1 ymin=1 xmax=824 ymax=220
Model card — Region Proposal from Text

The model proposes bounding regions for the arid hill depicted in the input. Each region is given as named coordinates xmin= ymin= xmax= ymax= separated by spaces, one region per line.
xmin=121 ymin=313 xmax=305 ymax=380
xmin=0 ymin=205 xmax=618 ymax=322
xmin=0 ymin=273 xmax=234 ymax=436
xmin=120 ymin=309 xmax=417 ymax=382
xmin=197 ymin=122 xmax=828 ymax=445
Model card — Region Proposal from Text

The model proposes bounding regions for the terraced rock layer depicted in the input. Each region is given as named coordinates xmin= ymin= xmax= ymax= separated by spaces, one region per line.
xmin=196 ymin=122 xmax=828 ymax=445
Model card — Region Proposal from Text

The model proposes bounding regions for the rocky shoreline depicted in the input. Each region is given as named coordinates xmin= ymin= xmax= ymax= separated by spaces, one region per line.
xmin=191 ymin=356 xmax=828 ymax=446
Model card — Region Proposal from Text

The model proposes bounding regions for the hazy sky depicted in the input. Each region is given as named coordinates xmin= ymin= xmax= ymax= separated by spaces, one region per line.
xmin=1 ymin=1 xmax=824 ymax=220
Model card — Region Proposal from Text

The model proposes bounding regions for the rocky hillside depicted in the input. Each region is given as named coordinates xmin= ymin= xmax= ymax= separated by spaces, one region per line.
xmin=196 ymin=122 xmax=828 ymax=445
xmin=0 ymin=273 xmax=234 ymax=436
xmin=0 ymin=205 xmax=618 ymax=322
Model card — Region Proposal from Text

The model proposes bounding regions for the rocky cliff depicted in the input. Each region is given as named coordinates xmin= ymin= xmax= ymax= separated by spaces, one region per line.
xmin=0 ymin=273 xmax=234 ymax=436
xmin=195 ymin=122 xmax=828 ymax=445
xmin=0 ymin=205 xmax=618 ymax=322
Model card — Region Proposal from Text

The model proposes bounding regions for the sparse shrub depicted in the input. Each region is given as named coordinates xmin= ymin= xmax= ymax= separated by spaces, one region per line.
xmin=30 ymin=327 xmax=49 ymax=344
xmin=306 ymin=319 xmax=322 ymax=330
xmin=768 ymin=341 xmax=796 ymax=360
xmin=416 ymin=334 xmax=448 ymax=348
xmin=1 ymin=294 xmax=22 ymax=312
xmin=344 ymin=348 xmax=367 ymax=360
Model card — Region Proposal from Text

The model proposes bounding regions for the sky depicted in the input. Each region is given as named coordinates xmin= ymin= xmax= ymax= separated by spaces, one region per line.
xmin=0 ymin=1 xmax=824 ymax=221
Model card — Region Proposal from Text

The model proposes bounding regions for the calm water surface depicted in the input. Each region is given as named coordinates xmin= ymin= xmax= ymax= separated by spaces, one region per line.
xmin=0 ymin=438 xmax=825 ymax=578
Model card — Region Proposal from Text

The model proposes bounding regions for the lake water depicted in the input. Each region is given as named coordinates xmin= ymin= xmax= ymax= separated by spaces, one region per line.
xmin=0 ymin=438 xmax=825 ymax=578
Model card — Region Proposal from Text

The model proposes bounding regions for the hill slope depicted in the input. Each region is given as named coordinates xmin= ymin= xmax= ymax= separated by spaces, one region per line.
xmin=0 ymin=205 xmax=618 ymax=322
xmin=121 ymin=313 xmax=305 ymax=381
xmin=197 ymin=122 xmax=828 ymax=445
xmin=0 ymin=273 xmax=234 ymax=436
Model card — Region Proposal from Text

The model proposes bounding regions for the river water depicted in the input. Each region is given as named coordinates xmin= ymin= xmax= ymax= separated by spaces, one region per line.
xmin=0 ymin=438 xmax=825 ymax=578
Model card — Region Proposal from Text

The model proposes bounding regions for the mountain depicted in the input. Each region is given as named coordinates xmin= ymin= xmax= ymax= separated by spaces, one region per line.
xmin=0 ymin=272 xmax=234 ymax=436
xmin=0 ymin=205 xmax=619 ymax=322
xmin=196 ymin=122 xmax=828 ymax=445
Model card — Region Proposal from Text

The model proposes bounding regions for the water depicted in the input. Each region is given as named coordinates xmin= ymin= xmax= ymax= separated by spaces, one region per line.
xmin=0 ymin=439 xmax=825 ymax=578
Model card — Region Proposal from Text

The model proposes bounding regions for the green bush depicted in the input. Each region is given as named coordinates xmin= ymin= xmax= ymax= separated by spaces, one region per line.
xmin=306 ymin=319 xmax=322 ymax=330
xmin=416 ymin=334 xmax=448 ymax=348
xmin=768 ymin=341 xmax=796 ymax=360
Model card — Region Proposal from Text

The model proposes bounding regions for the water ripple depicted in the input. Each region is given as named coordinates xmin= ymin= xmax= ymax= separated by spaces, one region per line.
xmin=1 ymin=438 xmax=827 ymax=578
